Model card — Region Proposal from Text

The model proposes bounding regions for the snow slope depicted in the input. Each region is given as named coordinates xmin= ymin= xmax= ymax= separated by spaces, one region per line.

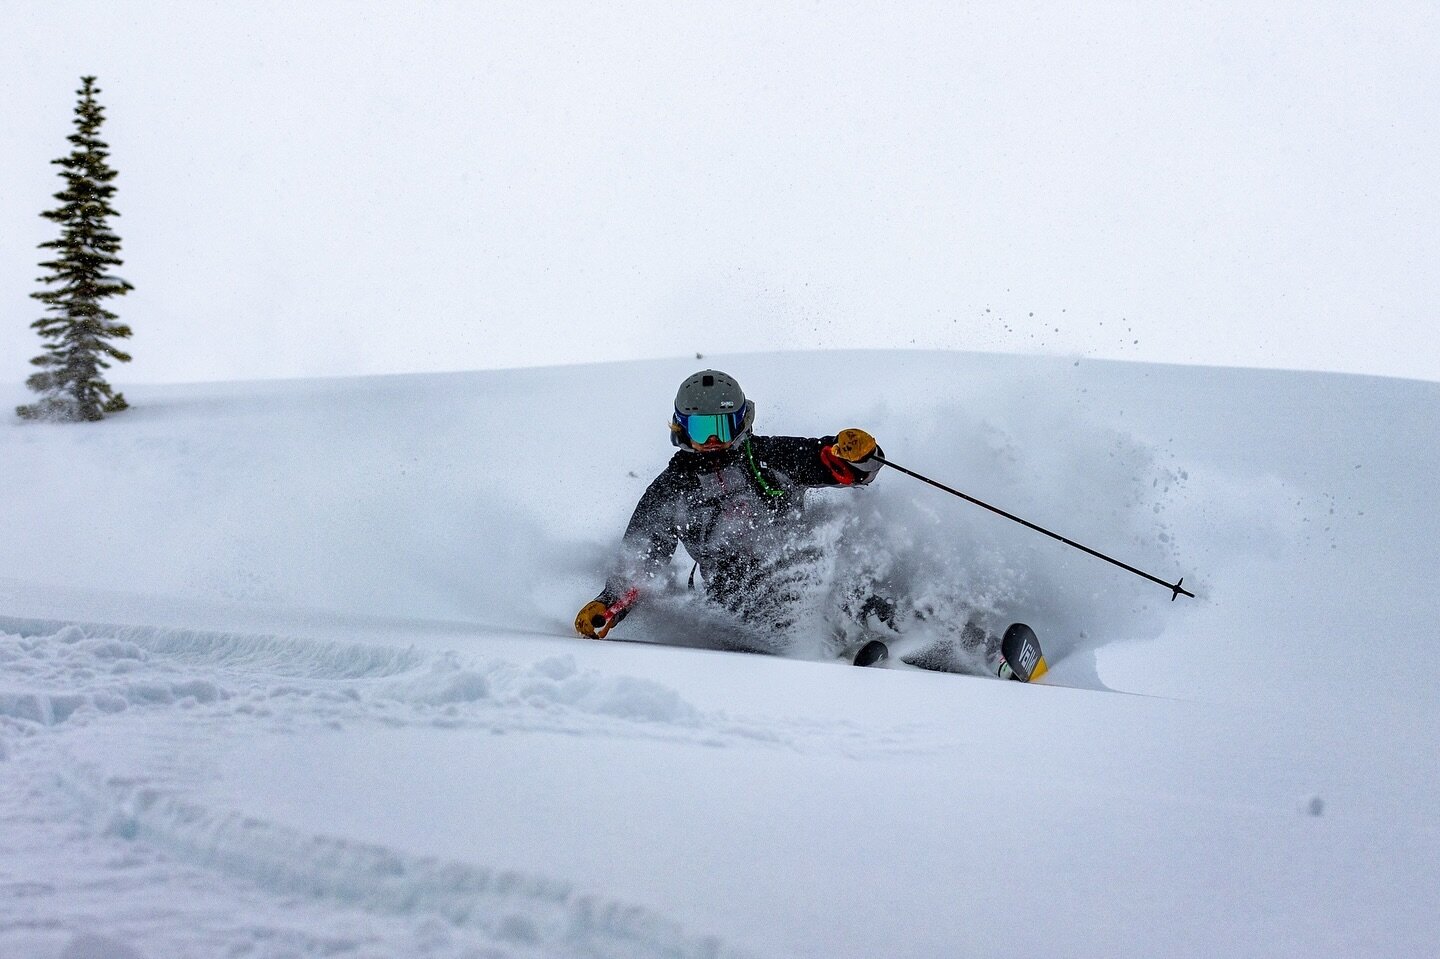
xmin=3 ymin=352 xmax=1437 ymax=958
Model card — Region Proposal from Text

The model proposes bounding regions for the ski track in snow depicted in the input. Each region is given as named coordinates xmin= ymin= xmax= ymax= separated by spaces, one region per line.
xmin=0 ymin=615 xmax=936 ymax=959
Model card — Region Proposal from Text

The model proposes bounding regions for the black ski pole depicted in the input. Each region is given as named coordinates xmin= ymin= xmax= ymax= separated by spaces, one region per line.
xmin=874 ymin=455 xmax=1195 ymax=601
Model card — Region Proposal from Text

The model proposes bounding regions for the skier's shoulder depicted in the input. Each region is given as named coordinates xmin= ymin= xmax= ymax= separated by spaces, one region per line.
xmin=650 ymin=449 xmax=706 ymax=485
xmin=663 ymin=448 xmax=699 ymax=472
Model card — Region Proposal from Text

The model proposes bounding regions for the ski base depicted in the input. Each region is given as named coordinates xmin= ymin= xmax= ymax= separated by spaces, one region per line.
xmin=1000 ymin=623 xmax=1048 ymax=683
xmin=852 ymin=639 xmax=890 ymax=667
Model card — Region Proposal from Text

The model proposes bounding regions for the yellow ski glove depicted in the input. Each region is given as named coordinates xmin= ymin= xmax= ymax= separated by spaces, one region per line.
xmin=833 ymin=428 xmax=878 ymax=463
xmin=575 ymin=600 xmax=615 ymax=639
xmin=574 ymin=587 xmax=638 ymax=639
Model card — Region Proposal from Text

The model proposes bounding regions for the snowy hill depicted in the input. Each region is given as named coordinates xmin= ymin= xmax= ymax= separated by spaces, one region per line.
xmin=3 ymin=351 xmax=1438 ymax=958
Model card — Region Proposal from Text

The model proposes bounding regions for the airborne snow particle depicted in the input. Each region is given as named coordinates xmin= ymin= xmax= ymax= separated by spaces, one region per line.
xmin=1300 ymin=795 xmax=1325 ymax=817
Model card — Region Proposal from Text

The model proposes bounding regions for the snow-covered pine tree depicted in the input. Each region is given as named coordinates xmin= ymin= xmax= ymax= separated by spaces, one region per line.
xmin=17 ymin=76 xmax=135 ymax=422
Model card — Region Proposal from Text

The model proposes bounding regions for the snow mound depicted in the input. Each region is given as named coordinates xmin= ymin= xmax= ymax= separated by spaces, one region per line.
xmin=0 ymin=619 xmax=709 ymax=742
xmin=0 ymin=625 xmax=226 ymax=728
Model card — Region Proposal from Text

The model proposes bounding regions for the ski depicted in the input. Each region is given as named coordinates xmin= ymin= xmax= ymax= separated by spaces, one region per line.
xmin=851 ymin=624 xmax=1049 ymax=683
xmin=852 ymin=639 xmax=890 ymax=667
xmin=999 ymin=623 xmax=1048 ymax=683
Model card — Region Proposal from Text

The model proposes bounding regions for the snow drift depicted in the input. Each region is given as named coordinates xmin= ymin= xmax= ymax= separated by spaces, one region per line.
xmin=2 ymin=351 xmax=1437 ymax=958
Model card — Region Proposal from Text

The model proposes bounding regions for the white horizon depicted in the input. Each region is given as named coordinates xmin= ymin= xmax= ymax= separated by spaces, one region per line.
xmin=4 ymin=2 xmax=1437 ymax=387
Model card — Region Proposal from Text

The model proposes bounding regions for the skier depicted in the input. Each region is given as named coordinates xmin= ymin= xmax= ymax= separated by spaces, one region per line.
xmin=574 ymin=369 xmax=884 ymax=650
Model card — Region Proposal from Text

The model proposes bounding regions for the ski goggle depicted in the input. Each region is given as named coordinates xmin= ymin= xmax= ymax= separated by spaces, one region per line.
xmin=674 ymin=408 xmax=747 ymax=446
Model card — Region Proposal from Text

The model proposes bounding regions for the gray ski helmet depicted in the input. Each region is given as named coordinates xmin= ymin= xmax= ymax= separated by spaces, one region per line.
xmin=671 ymin=370 xmax=756 ymax=449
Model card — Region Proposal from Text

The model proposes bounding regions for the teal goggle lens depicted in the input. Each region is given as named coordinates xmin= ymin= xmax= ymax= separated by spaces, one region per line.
xmin=679 ymin=411 xmax=740 ymax=444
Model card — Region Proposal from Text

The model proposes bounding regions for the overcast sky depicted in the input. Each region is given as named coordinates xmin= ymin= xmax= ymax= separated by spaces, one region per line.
xmin=3 ymin=1 xmax=1437 ymax=385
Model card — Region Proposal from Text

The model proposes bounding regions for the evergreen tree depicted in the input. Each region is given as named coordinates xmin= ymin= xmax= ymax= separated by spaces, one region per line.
xmin=18 ymin=76 xmax=134 ymax=422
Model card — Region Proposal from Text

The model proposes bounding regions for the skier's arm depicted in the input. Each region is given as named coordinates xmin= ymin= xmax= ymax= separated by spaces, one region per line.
xmin=756 ymin=430 xmax=884 ymax=488
xmin=575 ymin=461 xmax=688 ymax=638
xmin=617 ymin=462 xmax=687 ymax=577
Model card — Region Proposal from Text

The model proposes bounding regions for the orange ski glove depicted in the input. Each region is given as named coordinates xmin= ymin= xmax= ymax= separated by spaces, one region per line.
xmin=574 ymin=587 xmax=638 ymax=639
xmin=832 ymin=428 xmax=878 ymax=463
